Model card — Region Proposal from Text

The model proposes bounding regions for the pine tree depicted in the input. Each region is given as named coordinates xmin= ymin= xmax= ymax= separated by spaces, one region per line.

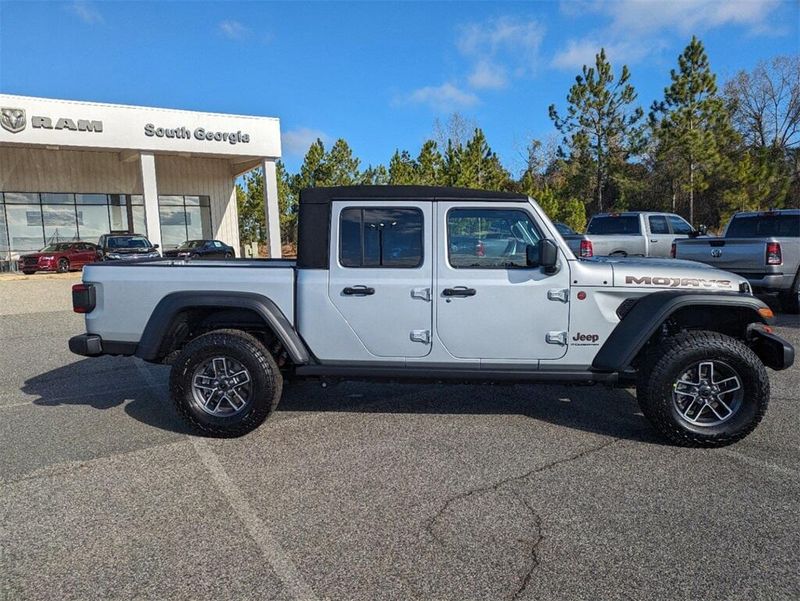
xmin=361 ymin=164 xmax=389 ymax=185
xmin=650 ymin=37 xmax=740 ymax=224
xmin=549 ymin=48 xmax=643 ymax=213
xmin=388 ymin=150 xmax=418 ymax=184
xmin=457 ymin=128 xmax=510 ymax=190
xmin=294 ymin=139 xmax=329 ymax=191
xmin=416 ymin=140 xmax=445 ymax=186
xmin=323 ymin=139 xmax=361 ymax=185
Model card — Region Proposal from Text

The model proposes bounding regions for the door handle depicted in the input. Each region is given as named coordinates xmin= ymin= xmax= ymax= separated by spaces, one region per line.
xmin=442 ymin=286 xmax=476 ymax=297
xmin=342 ymin=285 xmax=375 ymax=296
xmin=650 ymin=239 xmax=658 ymax=243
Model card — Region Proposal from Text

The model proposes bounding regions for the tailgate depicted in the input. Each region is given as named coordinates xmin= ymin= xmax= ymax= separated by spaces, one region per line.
xmin=674 ymin=238 xmax=766 ymax=271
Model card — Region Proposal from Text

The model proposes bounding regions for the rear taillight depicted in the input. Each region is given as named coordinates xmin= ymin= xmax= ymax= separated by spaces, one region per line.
xmin=579 ymin=239 xmax=593 ymax=258
xmin=72 ymin=283 xmax=96 ymax=314
xmin=766 ymin=242 xmax=782 ymax=266
xmin=670 ymin=242 xmax=676 ymax=258
xmin=475 ymin=241 xmax=485 ymax=257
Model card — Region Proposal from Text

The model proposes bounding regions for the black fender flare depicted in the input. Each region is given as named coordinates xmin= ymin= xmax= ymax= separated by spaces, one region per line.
xmin=592 ymin=291 xmax=771 ymax=372
xmin=135 ymin=291 xmax=311 ymax=364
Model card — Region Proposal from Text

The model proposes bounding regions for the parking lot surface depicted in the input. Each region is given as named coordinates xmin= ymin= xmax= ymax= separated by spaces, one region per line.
xmin=1 ymin=277 xmax=799 ymax=601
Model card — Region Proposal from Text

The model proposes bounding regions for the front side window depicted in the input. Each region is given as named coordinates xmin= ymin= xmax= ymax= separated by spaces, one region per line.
xmin=648 ymin=215 xmax=669 ymax=234
xmin=668 ymin=215 xmax=694 ymax=235
xmin=447 ymin=208 xmax=542 ymax=269
xmin=340 ymin=207 xmax=423 ymax=268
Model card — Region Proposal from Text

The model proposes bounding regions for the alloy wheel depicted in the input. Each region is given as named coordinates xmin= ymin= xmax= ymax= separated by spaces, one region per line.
xmin=190 ymin=356 xmax=253 ymax=417
xmin=672 ymin=360 xmax=744 ymax=427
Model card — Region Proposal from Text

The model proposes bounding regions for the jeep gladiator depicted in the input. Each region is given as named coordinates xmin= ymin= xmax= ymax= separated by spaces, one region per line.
xmin=69 ymin=186 xmax=794 ymax=447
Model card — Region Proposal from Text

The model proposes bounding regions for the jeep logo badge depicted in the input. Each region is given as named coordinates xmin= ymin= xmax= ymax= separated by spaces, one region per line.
xmin=711 ymin=249 xmax=722 ymax=258
xmin=1 ymin=107 xmax=26 ymax=134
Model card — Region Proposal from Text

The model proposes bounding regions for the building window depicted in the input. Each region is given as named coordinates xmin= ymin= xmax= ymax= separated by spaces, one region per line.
xmin=157 ymin=195 xmax=212 ymax=250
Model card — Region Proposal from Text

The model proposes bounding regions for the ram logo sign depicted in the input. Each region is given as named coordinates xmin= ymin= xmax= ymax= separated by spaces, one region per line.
xmin=625 ymin=275 xmax=733 ymax=289
xmin=1 ymin=107 xmax=26 ymax=134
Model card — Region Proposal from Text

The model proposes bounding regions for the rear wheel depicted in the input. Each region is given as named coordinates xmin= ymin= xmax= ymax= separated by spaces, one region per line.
xmin=22 ymin=270 xmax=35 ymax=275
xmin=57 ymin=258 xmax=69 ymax=273
xmin=170 ymin=329 xmax=283 ymax=437
xmin=637 ymin=330 xmax=769 ymax=447
xmin=224 ymin=252 xmax=233 ymax=259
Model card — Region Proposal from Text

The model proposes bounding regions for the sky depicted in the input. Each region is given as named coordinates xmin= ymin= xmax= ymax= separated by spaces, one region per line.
xmin=0 ymin=0 xmax=797 ymax=174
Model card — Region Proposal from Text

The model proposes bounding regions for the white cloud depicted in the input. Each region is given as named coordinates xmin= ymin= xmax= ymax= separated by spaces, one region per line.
xmin=281 ymin=127 xmax=330 ymax=157
xmin=219 ymin=19 xmax=250 ymax=40
xmin=67 ymin=1 xmax=103 ymax=24
xmin=457 ymin=16 xmax=545 ymax=87
xmin=467 ymin=60 xmax=508 ymax=90
xmin=552 ymin=0 xmax=782 ymax=69
xmin=402 ymin=83 xmax=480 ymax=112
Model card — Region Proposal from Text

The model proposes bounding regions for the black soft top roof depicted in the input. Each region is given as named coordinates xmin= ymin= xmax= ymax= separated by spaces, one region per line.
xmin=300 ymin=185 xmax=527 ymax=205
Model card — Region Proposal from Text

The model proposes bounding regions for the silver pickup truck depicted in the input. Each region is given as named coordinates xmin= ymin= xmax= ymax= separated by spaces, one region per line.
xmin=673 ymin=209 xmax=800 ymax=313
xmin=69 ymin=185 xmax=793 ymax=447
xmin=565 ymin=212 xmax=698 ymax=258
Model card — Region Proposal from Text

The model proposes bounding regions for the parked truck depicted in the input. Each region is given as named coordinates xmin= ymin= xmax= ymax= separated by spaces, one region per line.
xmin=673 ymin=209 xmax=800 ymax=313
xmin=565 ymin=211 xmax=699 ymax=258
xmin=69 ymin=186 xmax=793 ymax=447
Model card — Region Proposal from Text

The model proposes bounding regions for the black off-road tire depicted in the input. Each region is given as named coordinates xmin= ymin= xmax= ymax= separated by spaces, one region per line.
xmin=779 ymin=271 xmax=800 ymax=314
xmin=57 ymin=258 xmax=69 ymax=273
xmin=170 ymin=329 xmax=283 ymax=437
xmin=22 ymin=270 xmax=35 ymax=275
xmin=636 ymin=330 xmax=769 ymax=448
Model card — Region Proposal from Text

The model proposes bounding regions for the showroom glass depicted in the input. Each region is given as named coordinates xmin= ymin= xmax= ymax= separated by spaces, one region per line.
xmin=447 ymin=208 xmax=542 ymax=269
xmin=648 ymin=215 xmax=670 ymax=234
xmin=340 ymin=207 xmax=423 ymax=268
xmin=668 ymin=215 xmax=694 ymax=235
xmin=157 ymin=195 xmax=213 ymax=249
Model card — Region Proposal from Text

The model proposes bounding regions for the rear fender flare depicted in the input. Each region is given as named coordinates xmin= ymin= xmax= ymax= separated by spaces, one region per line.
xmin=592 ymin=291 xmax=770 ymax=372
xmin=135 ymin=291 xmax=310 ymax=364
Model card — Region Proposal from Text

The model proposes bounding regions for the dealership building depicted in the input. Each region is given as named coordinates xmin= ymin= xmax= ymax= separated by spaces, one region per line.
xmin=0 ymin=94 xmax=283 ymax=269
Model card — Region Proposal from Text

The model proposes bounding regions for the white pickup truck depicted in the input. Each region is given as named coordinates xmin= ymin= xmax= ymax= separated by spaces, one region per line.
xmin=565 ymin=211 xmax=700 ymax=258
xmin=69 ymin=186 xmax=793 ymax=447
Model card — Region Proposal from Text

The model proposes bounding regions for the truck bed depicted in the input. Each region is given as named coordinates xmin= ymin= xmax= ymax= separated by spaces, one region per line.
xmin=82 ymin=259 xmax=297 ymax=343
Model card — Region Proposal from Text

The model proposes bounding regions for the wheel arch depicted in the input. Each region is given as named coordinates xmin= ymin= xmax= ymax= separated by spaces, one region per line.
xmin=593 ymin=291 xmax=772 ymax=372
xmin=135 ymin=291 xmax=311 ymax=365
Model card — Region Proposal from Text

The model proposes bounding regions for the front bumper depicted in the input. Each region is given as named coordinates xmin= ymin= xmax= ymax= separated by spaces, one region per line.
xmin=69 ymin=334 xmax=137 ymax=357
xmin=748 ymin=325 xmax=795 ymax=371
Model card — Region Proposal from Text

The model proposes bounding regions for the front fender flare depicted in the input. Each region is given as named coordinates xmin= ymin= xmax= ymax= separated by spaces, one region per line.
xmin=592 ymin=291 xmax=770 ymax=372
xmin=135 ymin=291 xmax=311 ymax=364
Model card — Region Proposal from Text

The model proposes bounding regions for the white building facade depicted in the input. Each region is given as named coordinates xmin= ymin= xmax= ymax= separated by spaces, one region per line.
xmin=0 ymin=94 xmax=282 ymax=268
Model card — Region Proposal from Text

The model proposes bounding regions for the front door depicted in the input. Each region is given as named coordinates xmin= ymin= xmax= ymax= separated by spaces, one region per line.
xmin=436 ymin=203 xmax=571 ymax=361
xmin=328 ymin=200 xmax=433 ymax=358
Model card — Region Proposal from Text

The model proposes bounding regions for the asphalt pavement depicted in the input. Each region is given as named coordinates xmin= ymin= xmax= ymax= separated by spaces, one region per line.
xmin=1 ymin=277 xmax=798 ymax=601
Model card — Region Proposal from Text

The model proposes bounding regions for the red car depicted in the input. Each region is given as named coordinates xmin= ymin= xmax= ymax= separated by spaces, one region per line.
xmin=18 ymin=242 xmax=99 ymax=274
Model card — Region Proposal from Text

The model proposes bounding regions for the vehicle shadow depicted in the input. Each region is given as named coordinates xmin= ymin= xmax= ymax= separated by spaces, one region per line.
xmin=23 ymin=358 xmax=658 ymax=444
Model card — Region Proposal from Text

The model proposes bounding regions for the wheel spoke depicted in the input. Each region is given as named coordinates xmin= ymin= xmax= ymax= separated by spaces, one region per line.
xmin=715 ymin=397 xmax=732 ymax=416
xmin=715 ymin=376 xmax=741 ymax=394
xmin=229 ymin=369 xmax=251 ymax=387
xmin=671 ymin=359 xmax=744 ymax=428
xmin=707 ymin=402 xmax=725 ymax=421
xmin=228 ymin=388 xmax=248 ymax=409
xmin=191 ymin=356 xmax=252 ymax=417
xmin=699 ymin=361 xmax=714 ymax=382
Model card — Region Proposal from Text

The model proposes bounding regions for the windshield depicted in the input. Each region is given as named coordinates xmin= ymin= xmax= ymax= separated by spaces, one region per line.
xmin=177 ymin=240 xmax=205 ymax=250
xmin=40 ymin=243 xmax=74 ymax=252
xmin=554 ymin=222 xmax=577 ymax=236
xmin=726 ymin=214 xmax=799 ymax=238
xmin=107 ymin=236 xmax=151 ymax=249
xmin=587 ymin=215 xmax=641 ymax=235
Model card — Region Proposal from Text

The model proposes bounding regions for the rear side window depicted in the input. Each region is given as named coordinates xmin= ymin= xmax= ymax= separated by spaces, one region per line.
xmin=648 ymin=215 xmax=669 ymax=234
xmin=726 ymin=214 xmax=800 ymax=238
xmin=447 ymin=208 xmax=542 ymax=269
xmin=339 ymin=207 xmax=423 ymax=268
xmin=668 ymin=215 xmax=694 ymax=235
xmin=586 ymin=215 xmax=641 ymax=235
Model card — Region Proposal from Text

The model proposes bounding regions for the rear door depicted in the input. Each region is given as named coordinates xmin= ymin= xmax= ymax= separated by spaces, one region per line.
xmin=327 ymin=201 xmax=433 ymax=358
xmin=646 ymin=215 xmax=674 ymax=257
xmin=435 ymin=203 xmax=571 ymax=361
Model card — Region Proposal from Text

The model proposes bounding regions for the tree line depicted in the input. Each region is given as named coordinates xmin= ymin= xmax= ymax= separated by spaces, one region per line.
xmin=238 ymin=37 xmax=798 ymax=247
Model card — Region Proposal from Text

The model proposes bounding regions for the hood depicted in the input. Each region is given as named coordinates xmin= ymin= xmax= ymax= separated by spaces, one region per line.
xmin=106 ymin=247 xmax=155 ymax=254
xmin=597 ymin=257 xmax=748 ymax=292
xmin=19 ymin=252 xmax=50 ymax=259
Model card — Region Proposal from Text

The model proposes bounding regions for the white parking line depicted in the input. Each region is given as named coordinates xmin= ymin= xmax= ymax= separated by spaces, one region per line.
xmin=133 ymin=359 xmax=318 ymax=601
xmin=720 ymin=448 xmax=800 ymax=480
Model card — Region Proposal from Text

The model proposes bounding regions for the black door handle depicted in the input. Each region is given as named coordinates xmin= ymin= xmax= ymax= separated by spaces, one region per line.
xmin=442 ymin=287 xmax=476 ymax=297
xmin=343 ymin=285 xmax=375 ymax=296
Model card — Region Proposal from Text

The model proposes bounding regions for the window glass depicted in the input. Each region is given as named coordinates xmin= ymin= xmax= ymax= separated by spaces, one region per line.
xmin=159 ymin=195 xmax=184 ymax=206
xmin=131 ymin=206 xmax=147 ymax=235
xmin=6 ymin=205 xmax=44 ymax=251
xmin=184 ymin=196 xmax=202 ymax=206
xmin=648 ymin=215 xmax=670 ymax=234
xmin=159 ymin=205 xmax=187 ymax=249
xmin=41 ymin=193 xmax=74 ymax=205
xmin=109 ymin=194 xmax=127 ymax=206
xmin=75 ymin=194 xmax=108 ymax=205
xmin=340 ymin=207 xmax=423 ymax=268
xmin=586 ymin=215 xmax=640 ymax=235
xmin=0 ymin=206 xmax=8 ymax=252
xmin=4 ymin=192 xmax=39 ymax=204
xmin=668 ymin=215 xmax=694 ymax=235
xmin=447 ymin=208 xmax=542 ymax=269
xmin=185 ymin=205 xmax=212 ymax=241
xmin=213 ymin=241 xmax=223 ymax=248
xmin=726 ymin=214 xmax=800 ymax=238
xmin=43 ymin=205 xmax=78 ymax=243
xmin=129 ymin=195 xmax=144 ymax=205
xmin=109 ymin=204 xmax=130 ymax=232
xmin=77 ymin=205 xmax=111 ymax=241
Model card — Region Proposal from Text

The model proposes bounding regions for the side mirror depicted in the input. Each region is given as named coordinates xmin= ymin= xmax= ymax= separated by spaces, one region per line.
xmin=526 ymin=240 xmax=559 ymax=273
xmin=153 ymin=244 xmax=160 ymax=249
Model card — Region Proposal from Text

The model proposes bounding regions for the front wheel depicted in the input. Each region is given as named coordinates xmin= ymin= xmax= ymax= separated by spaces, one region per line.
xmin=170 ymin=329 xmax=283 ymax=437
xmin=637 ymin=331 xmax=769 ymax=447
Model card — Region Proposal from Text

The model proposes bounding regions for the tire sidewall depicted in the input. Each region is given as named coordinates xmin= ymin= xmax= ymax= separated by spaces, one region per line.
xmin=57 ymin=259 xmax=69 ymax=273
xmin=171 ymin=332 xmax=280 ymax=435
